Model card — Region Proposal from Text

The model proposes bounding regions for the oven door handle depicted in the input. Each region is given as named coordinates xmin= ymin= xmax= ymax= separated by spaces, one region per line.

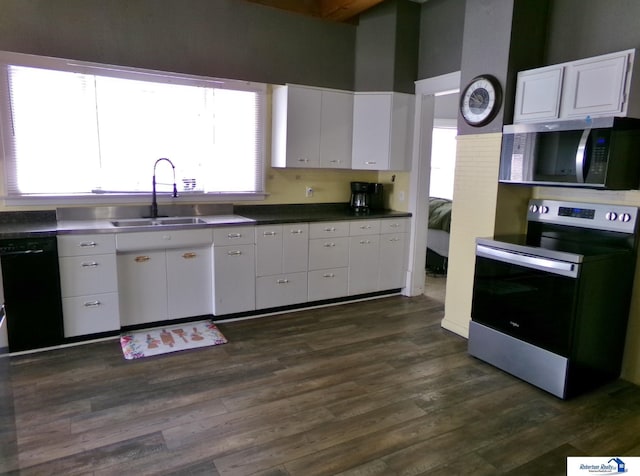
xmin=476 ymin=245 xmax=579 ymax=278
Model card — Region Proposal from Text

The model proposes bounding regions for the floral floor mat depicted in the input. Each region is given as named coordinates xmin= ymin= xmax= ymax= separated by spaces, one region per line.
xmin=120 ymin=320 xmax=227 ymax=360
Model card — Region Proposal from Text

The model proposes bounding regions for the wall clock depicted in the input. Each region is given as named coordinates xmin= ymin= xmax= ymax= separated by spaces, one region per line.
xmin=459 ymin=75 xmax=502 ymax=127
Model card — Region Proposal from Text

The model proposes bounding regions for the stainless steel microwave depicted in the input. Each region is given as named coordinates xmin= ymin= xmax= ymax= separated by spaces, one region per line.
xmin=499 ymin=117 xmax=640 ymax=190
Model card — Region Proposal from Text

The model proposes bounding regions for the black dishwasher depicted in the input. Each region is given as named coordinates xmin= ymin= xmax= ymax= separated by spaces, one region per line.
xmin=1 ymin=236 xmax=64 ymax=352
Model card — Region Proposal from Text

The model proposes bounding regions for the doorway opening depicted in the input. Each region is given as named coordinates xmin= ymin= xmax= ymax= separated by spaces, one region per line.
xmin=424 ymin=93 xmax=458 ymax=303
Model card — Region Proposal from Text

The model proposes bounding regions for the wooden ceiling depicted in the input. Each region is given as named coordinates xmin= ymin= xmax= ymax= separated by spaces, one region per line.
xmin=245 ymin=0 xmax=386 ymax=23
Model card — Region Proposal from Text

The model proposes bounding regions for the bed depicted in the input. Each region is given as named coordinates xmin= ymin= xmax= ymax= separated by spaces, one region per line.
xmin=426 ymin=197 xmax=452 ymax=274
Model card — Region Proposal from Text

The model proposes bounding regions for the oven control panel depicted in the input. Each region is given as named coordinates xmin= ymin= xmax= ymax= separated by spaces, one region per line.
xmin=528 ymin=199 xmax=638 ymax=233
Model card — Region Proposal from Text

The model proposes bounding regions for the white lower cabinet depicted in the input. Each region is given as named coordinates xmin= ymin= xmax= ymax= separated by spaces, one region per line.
xmin=307 ymin=221 xmax=349 ymax=301
xmin=256 ymin=272 xmax=308 ymax=309
xmin=308 ymin=268 xmax=348 ymax=301
xmin=255 ymin=223 xmax=309 ymax=309
xmin=57 ymin=233 xmax=120 ymax=337
xmin=166 ymin=247 xmax=212 ymax=319
xmin=212 ymin=226 xmax=256 ymax=315
xmin=117 ymin=250 xmax=168 ymax=326
xmin=348 ymin=234 xmax=380 ymax=295
xmin=378 ymin=233 xmax=408 ymax=290
xmin=116 ymin=229 xmax=213 ymax=326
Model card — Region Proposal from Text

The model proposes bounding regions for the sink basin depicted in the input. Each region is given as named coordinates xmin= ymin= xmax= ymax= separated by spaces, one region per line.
xmin=156 ymin=217 xmax=207 ymax=225
xmin=111 ymin=217 xmax=207 ymax=227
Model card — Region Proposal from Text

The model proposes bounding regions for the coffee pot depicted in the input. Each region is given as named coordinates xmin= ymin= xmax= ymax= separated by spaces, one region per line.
xmin=350 ymin=181 xmax=370 ymax=213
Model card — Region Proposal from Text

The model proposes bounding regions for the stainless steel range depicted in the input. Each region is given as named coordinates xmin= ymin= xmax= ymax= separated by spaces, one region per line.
xmin=469 ymin=199 xmax=638 ymax=399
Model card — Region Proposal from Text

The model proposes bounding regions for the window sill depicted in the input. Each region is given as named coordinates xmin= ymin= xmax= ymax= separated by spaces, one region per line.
xmin=3 ymin=192 xmax=268 ymax=208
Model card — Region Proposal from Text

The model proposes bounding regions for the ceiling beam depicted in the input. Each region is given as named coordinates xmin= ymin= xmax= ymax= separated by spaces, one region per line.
xmin=244 ymin=0 xmax=384 ymax=22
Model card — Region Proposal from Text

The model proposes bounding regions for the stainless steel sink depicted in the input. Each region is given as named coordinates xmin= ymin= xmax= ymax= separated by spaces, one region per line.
xmin=110 ymin=217 xmax=207 ymax=227
xmin=157 ymin=217 xmax=207 ymax=225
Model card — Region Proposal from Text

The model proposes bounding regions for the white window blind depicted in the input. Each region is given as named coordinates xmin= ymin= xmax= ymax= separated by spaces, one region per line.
xmin=0 ymin=51 xmax=266 ymax=200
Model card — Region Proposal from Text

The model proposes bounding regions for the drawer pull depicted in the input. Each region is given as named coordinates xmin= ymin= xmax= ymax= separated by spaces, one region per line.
xmin=84 ymin=300 xmax=101 ymax=307
xmin=227 ymin=233 xmax=242 ymax=239
xmin=262 ymin=231 xmax=277 ymax=236
xmin=390 ymin=223 xmax=400 ymax=228
xmin=182 ymin=252 xmax=197 ymax=259
xmin=81 ymin=261 xmax=99 ymax=267
xmin=322 ymin=273 xmax=335 ymax=278
xmin=276 ymin=279 xmax=290 ymax=284
xmin=227 ymin=250 xmax=242 ymax=256
xmin=359 ymin=225 xmax=372 ymax=230
xmin=134 ymin=255 xmax=150 ymax=263
xmin=364 ymin=161 xmax=377 ymax=165
xmin=359 ymin=240 xmax=371 ymax=245
xmin=389 ymin=238 xmax=400 ymax=242
xmin=323 ymin=242 xmax=336 ymax=248
xmin=290 ymin=229 xmax=304 ymax=235
xmin=323 ymin=227 xmax=336 ymax=232
xmin=329 ymin=160 xmax=341 ymax=163
xmin=296 ymin=158 xmax=309 ymax=163
xmin=79 ymin=241 xmax=97 ymax=247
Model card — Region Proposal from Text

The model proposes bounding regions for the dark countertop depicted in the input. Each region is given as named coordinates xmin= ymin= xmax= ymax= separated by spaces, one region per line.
xmin=0 ymin=204 xmax=412 ymax=239
xmin=0 ymin=211 xmax=58 ymax=240
xmin=234 ymin=203 xmax=411 ymax=225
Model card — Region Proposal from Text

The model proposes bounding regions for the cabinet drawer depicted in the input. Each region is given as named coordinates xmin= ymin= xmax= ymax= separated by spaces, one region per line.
xmin=59 ymin=254 xmax=118 ymax=297
xmin=309 ymin=221 xmax=349 ymax=239
xmin=212 ymin=226 xmax=255 ymax=246
xmin=256 ymin=272 xmax=307 ymax=309
xmin=349 ymin=220 xmax=380 ymax=236
xmin=308 ymin=237 xmax=349 ymax=270
xmin=116 ymin=229 xmax=212 ymax=251
xmin=58 ymin=234 xmax=116 ymax=256
xmin=62 ymin=292 xmax=120 ymax=337
xmin=308 ymin=268 xmax=348 ymax=301
xmin=380 ymin=218 xmax=409 ymax=234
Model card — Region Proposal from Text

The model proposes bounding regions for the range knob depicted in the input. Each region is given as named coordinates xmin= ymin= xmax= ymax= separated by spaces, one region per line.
xmin=539 ymin=206 xmax=549 ymax=214
xmin=605 ymin=212 xmax=618 ymax=221
xmin=620 ymin=213 xmax=632 ymax=222
xmin=530 ymin=205 xmax=538 ymax=213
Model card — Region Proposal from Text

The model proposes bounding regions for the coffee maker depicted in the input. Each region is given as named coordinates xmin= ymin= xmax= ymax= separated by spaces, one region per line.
xmin=350 ymin=182 xmax=370 ymax=213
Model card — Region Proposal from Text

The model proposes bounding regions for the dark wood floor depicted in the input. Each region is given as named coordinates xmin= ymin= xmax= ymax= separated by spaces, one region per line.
xmin=2 ymin=294 xmax=640 ymax=475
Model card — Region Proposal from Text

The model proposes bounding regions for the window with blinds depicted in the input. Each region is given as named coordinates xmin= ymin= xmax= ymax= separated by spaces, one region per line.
xmin=0 ymin=51 xmax=266 ymax=201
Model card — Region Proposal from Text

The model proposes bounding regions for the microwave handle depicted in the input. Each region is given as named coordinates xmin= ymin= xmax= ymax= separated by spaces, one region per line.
xmin=575 ymin=128 xmax=591 ymax=183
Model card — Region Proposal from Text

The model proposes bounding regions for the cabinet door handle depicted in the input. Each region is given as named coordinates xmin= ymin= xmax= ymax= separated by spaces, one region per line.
xmin=134 ymin=255 xmax=150 ymax=263
xmin=322 ymin=273 xmax=335 ymax=278
xmin=323 ymin=227 xmax=336 ymax=232
xmin=364 ymin=161 xmax=377 ymax=165
xmin=262 ymin=231 xmax=277 ymax=236
xmin=290 ymin=229 xmax=304 ymax=235
xmin=276 ymin=279 xmax=290 ymax=284
xmin=227 ymin=250 xmax=242 ymax=256
xmin=323 ymin=242 xmax=336 ymax=248
xmin=227 ymin=233 xmax=242 ymax=239
xmin=84 ymin=300 xmax=101 ymax=307
xmin=81 ymin=261 xmax=99 ymax=267
xmin=79 ymin=241 xmax=97 ymax=247
xmin=359 ymin=239 xmax=371 ymax=245
xmin=182 ymin=252 xmax=197 ymax=259
xmin=296 ymin=158 xmax=309 ymax=163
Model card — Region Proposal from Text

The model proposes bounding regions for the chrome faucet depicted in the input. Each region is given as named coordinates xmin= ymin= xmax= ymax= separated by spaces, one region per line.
xmin=150 ymin=158 xmax=178 ymax=219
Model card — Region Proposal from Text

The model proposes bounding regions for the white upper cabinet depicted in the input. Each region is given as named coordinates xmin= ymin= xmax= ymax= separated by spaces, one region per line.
xmin=319 ymin=89 xmax=353 ymax=168
xmin=514 ymin=49 xmax=638 ymax=123
xmin=513 ymin=66 xmax=564 ymax=122
xmin=272 ymin=84 xmax=353 ymax=169
xmin=351 ymin=92 xmax=414 ymax=171
xmin=560 ymin=52 xmax=631 ymax=118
